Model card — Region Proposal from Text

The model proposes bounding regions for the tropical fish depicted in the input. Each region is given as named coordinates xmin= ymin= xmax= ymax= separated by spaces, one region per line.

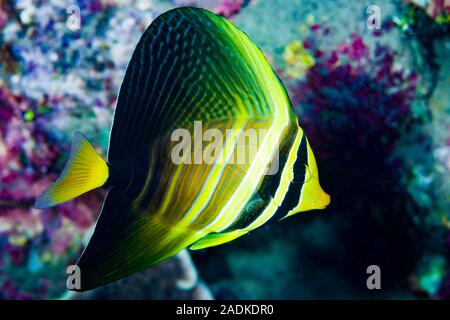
xmin=35 ymin=7 xmax=330 ymax=291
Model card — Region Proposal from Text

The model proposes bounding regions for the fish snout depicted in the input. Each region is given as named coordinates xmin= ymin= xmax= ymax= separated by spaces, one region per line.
xmin=315 ymin=188 xmax=330 ymax=209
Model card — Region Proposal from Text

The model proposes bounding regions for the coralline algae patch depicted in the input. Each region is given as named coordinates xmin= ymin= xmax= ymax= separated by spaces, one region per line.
xmin=0 ymin=0 xmax=124 ymax=298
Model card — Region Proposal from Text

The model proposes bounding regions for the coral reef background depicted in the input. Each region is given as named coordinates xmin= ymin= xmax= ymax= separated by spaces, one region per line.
xmin=0 ymin=0 xmax=449 ymax=299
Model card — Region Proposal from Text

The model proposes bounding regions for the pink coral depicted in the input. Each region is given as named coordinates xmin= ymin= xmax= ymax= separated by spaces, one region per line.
xmin=336 ymin=34 xmax=369 ymax=61
xmin=215 ymin=0 xmax=245 ymax=18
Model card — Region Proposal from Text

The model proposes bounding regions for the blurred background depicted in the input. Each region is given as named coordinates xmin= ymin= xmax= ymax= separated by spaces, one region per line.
xmin=0 ymin=0 xmax=449 ymax=299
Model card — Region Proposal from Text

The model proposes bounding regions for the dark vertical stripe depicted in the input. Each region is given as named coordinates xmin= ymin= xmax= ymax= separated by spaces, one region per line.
xmin=267 ymin=134 xmax=308 ymax=223
xmin=222 ymin=124 xmax=298 ymax=232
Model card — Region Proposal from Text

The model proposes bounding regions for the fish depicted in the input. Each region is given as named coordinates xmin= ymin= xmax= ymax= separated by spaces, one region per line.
xmin=35 ymin=7 xmax=330 ymax=291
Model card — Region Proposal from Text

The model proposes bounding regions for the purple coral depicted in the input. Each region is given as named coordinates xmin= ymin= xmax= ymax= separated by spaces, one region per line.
xmin=291 ymin=30 xmax=417 ymax=158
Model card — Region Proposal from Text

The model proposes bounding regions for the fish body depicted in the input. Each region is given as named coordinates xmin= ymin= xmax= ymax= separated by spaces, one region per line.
xmin=35 ymin=7 xmax=329 ymax=291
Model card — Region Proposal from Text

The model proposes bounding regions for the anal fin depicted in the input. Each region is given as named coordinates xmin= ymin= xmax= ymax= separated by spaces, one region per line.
xmin=189 ymin=230 xmax=247 ymax=250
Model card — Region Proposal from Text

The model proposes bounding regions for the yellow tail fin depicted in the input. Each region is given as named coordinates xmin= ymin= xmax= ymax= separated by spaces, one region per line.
xmin=35 ymin=131 xmax=109 ymax=209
